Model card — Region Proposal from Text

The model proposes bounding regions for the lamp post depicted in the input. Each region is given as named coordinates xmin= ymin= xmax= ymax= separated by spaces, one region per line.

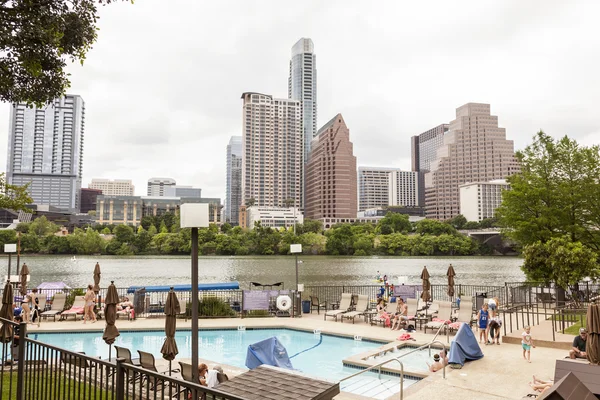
xmin=290 ymin=244 xmax=302 ymax=317
xmin=180 ymin=203 xmax=209 ymax=384
xmin=4 ymin=243 xmax=17 ymax=281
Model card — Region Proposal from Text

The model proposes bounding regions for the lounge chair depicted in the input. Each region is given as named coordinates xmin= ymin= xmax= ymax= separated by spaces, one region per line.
xmin=448 ymin=300 xmax=473 ymax=332
xmin=341 ymin=295 xmax=369 ymax=324
xmin=424 ymin=301 xmax=452 ymax=334
xmin=371 ymin=303 xmax=394 ymax=327
xmin=324 ymin=293 xmax=352 ymax=321
xmin=115 ymin=346 xmax=141 ymax=366
xmin=41 ymin=293 xmax=66 ymax=322
xmin=310 ymin=296 xmax=327 ymax=314
xmin=60 ymin=296 xmax=86 ymax=321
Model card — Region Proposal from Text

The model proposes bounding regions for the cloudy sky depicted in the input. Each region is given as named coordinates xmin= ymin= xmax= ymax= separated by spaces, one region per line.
xmin=1 ymin=0 xmax=600 ymax=199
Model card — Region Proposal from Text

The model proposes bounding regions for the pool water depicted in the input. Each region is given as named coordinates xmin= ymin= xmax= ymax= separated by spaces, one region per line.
xmin=34 ymin=329 xmax=384 ymax=382
xmin=365 ymin=346 xmax=436 ymax=372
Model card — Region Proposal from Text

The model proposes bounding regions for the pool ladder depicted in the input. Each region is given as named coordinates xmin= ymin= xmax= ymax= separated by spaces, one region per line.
xmin=339 ymin=322 xmax=450 ymax=400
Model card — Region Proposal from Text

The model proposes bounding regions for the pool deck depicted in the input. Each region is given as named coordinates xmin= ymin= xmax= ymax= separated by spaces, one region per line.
xmin=31 ymin=312 xmax=570 ymax=400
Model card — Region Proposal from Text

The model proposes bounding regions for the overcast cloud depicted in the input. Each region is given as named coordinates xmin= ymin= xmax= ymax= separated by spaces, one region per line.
xmin=1 ymin=0 xmax=600 ymax=199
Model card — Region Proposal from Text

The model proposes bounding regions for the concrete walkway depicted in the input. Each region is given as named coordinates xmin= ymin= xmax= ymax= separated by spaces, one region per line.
xmin=31 ymin=312 xmax=569 ymax=399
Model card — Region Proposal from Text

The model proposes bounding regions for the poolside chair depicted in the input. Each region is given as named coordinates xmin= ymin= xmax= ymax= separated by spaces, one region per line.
xmin=60 ymin=296 xmax=86 ymax=321
xmin=41 ymin=293 xmax=66 ymax=322
xmin=371 ymin=302 xmax=394 ymax=327
xmin=323 ymin=293 xmax=352 ymax=322
xmin=60 ymin=351 xmax=91 ymax=369
xmin=448 ymin=300 xmax=474 ymax=333
xmin=341 ymin=295 xmax=369 ymax=324
xmin=405 ymin=298 xmax=418 ymax=320
xmin=138 ymin=350 xmax=179 ymax=391
xmin=424 ymin=301 xmax=452 ymax=334
xmin=310 ymin=296 xmax=327 ymax=314
xmin=115 ymin=346 xmax=141 ymax=366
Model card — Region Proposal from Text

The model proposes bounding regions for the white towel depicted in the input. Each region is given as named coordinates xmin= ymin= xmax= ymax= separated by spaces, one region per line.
xmin=206 ymin=370 xmax=219 ymax=388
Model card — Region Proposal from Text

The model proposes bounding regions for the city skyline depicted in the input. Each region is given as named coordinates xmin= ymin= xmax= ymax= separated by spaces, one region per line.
xmin=1 ymin=1 xmax=599 ymax=202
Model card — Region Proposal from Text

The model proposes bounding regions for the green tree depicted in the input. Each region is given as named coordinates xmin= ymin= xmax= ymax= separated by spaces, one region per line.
xmin=521 ymin=237 xmax=599 ymax=294
xmin=497 ymin=131 xmax=600 ymax=251
xmin=147 ymin=224 xmax=158 ymax=236
xmin=101 ymin=227 xmax=111 ymax=234
xmin=115 ymin=243 xmax=133 ymax=256
xmin=463 ymin=221 xmax=480 ymax=230
xmin=415 ymin=219 xmax=456 ymax=236
xmin=0 ymin=0 xmax=129 ymax=105
xmin=45 ymin=235 xmax=71 ymax=254
xmin=325 ymin=224 xmax=355 ymax=255
xmin=19 ymin=233 xmax=41 ymax=253
xmin=28 ymin=216 xmax=59 ymax=236
xmin=0 ymin=173 xmax=33 ymax=210
xmin=113 ymin=224 xmax=134 ymax=244
xmin=15 ymin=222 xmax=30 ymax=233
xmin=447 ymin=214 xmax=467 ymax=230
xmin=159 ymin=221 xmax=169 ymax=234
xmin=298 ymin=219 xmax=323 ymax=234
xmin=0 ymin=230 xmax=17 ymax=249
xmin=220 ymin=223 xmax=232 ymax=234
xmin=133 ymin=230 xmax=151 ymax=253
xmin=377 ymin=213 xmax=412 ymax=234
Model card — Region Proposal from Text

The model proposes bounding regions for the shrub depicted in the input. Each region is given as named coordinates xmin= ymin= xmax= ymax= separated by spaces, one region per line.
xmin=64 ymin=288 xmax=85 ymax=310
xmin=185 ymin=296 xmax=236 ymax=317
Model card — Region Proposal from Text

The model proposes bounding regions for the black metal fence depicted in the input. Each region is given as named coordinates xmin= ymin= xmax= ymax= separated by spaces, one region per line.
xmin=1 ymin=317 xmax=248 ymax=399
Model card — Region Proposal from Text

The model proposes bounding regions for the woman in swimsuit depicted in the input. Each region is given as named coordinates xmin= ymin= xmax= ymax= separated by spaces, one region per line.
xmin=83 ymin=284 xmax=97 ymax=324
xmin=21 ymin=293 xmax=31 ymax=323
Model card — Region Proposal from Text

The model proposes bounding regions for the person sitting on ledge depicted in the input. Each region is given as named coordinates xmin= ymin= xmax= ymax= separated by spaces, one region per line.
xmin=569 ymin=328 xmax=587 ymax=359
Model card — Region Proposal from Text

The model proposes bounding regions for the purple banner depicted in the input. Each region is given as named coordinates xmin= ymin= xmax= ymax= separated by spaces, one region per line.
xmin=243 ymin=290 xmax=270 ymax=311
xmin=393 ymin=285 xmax=422 ymax=299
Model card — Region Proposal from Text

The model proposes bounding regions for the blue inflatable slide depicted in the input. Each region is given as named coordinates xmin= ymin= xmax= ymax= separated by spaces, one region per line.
xmin=245 ymin=337 xmax=294 ymax=370
xmin=448 ymin=323 xmax=484 ymax=369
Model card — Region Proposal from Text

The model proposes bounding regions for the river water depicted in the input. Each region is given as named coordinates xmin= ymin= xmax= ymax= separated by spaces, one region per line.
xmin=4 ymin=255 xmax=525 ymax=289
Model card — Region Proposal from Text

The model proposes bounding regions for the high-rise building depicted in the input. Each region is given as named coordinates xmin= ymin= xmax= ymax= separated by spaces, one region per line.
xmin=425 ymin=103 xmax=520 ymax=220
xmin=164 ymin=186 xmax=201 ymax=198
xmin=225 ymin=136 xmax=242 ymax=225
xmin=80 ymin=188 xmax=102 ymax=213
xmin=459 ymin=179 xmax=510 ymax=222
xmin=288 ymin=38 xmax=317 ymax=164
xmin=388 ymin=170 xmax=420 ymax=207
xmin=241 ymin=92 xmax=302 ymax=209
xmin=6 ymin=95 xmax=85 ymax=211
xmin=147 ymin=177 xmax=176 ymax=197
xmin=89 ymin=179 xmax=135 ymax=196
xmin=305 ymin=114 xmax=357 ymax=220
xmin=411 ymin=124 xmax=449 ymax=173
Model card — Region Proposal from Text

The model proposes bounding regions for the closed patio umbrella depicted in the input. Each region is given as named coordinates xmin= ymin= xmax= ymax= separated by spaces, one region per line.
xmin=20 ymin=263 xmax=29 ymax=297
xmin=0 ymin=282 xmax=14 ymax=343
xmin=93 ymin=262 xmax=101 ymax=317
xmin=421 ymin=266 xmax=431 ymax=303
xmin=586 ymin=304 xmax=600 ymax=365
xmin=160 ymin=287 xmax=180 ymax=375
xmin=102 ymin=281 xmax=120 ymax=361
xmin=447 ymin=264 xmax=456 ymax=298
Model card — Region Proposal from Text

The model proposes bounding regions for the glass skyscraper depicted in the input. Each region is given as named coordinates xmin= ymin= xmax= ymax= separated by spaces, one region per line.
xmin=6 ymin=95 xmax=85 ymax=211
xmin=225 ymin=136 xmax=242 ymax=225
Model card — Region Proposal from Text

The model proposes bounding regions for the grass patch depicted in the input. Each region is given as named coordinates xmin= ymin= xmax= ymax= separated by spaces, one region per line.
xmin=2 ymin=371 xmax=109 ymax=399
xmin=564 ymin=316 xmax=587 ymax=335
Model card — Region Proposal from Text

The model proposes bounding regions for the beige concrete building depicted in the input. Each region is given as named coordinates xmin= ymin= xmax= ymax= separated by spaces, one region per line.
xmin=305 ymin=114 xmax=357 ymax=220
xmin=88 ymin=179 xmax=135 ymax=196
xmin=241 ymin=92 xmax=303 ymax=209
xmin=425 ymin=103 xmax=519 ymax=220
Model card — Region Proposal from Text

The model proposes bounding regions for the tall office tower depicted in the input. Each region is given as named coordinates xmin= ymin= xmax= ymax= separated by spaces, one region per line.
xmin=388 ymin=170 xmax=420 ymax=207
xmin=89 ymin=179 xmax=135 ymax=196
xmin=6 ymin=95 xmax=85 ymax=211
xmin=411 ymin=124 xmax=449 ymax=206
xmin=305 ymin=114 xmax=357 ymax=220
xmin=163 ymin=186 xmax=202 ymax=198
xmin=241 ymin=92 xmax=302 ymax=208
xmin=147 ymin=177 xmax=176 ymax=196
xmin=358 ymin=167 xmax=395 ymax=211
xmin=288 ymin=38 xmax=317 ymax=163
xmin=225 ymin=136 xmax=242 ymax=225
xmin=425 ymin=103 xmax=520 ymax=220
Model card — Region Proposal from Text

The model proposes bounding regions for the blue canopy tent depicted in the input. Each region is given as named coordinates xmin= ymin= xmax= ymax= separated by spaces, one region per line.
xmin=448 ymin=323 xmax=484 ymax=369
xmin=245 ymin=337 xmax=293 ymax=370
xmin=126 ymin=282 xmax=239 ymax=294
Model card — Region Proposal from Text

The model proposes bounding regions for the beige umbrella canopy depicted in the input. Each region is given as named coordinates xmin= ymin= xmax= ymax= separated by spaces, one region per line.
xmin=20 ymin=263 xmax=29 ymax=297
xmin=420 ymin=266 xmax=431 ymax=302
xmin=0 ymin=282 xmax=14 ymax=343
xmin=447 ymin=264 xmax=456 ymax=298
xmin=102 ymin=281 xmax=120 ymax=360
xmin=587 ymin=304 xmax=600 ymax=365
xmin=93 ymin=263 xmax=101 ymax=294
xmin=160 ymin=287 xmax=180 ymax=375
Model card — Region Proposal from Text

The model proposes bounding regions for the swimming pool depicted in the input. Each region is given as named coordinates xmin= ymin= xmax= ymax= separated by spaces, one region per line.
xmin=34 ymin=329 xmax=385 ymax=382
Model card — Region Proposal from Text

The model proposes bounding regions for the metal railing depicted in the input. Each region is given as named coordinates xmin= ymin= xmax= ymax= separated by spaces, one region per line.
xmin=339 ymin=322 xmax=449 ymax=400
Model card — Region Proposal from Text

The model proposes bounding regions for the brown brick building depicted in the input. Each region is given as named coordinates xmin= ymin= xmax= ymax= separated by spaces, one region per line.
xmin=305 ymin=114 xmax=357 ymax=220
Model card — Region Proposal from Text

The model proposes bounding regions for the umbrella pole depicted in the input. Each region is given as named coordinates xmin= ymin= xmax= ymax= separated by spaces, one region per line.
xmin=109 ymin=344 xmax=111 ymax=361
xmin=169 ymin=360 xmax=172 ymax=376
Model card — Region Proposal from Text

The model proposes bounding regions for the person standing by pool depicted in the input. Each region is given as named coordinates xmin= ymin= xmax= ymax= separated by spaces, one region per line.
xmin=521 ymin=326 xmax=535 ymax=363
xmin=20 ymin=292 xmax=31 ymax=324
xmin=83 ymin=284 xmax=97 ymax=324
xmin=477 ymin=303 xmax=489 ymax=344
xmin=378 ymin=286 xmax=385 ymax=299
xmin=487 ymin=297 xmax=497 ymax=317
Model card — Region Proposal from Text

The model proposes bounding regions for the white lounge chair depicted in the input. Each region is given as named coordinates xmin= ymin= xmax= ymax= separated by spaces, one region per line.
xmin=41 ymin=293 xmax=66 ymax=322
xmin=371 ymin=302 xmax=394 ymax=327
xmin=60 ymin=296 xmax=86 ymax=321
xmin=324 ymin=293 xmax=352 ymax=322
xmin=424 ymin=301 xmax=452 ymax=334
xmin=341 ymin=295 xmax=369 ymax=324
xmin=449 ymin=301 xmax=473 ymax=332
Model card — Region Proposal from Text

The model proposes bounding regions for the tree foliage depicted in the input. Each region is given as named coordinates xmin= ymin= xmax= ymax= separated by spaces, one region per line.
xmin=497 ymin=131 xmax=600 ymax=251
xmin=377 ymin=213 xmax=412 ymax=234
xmin=0 ymin=0 xmax=128 ymax=105
xmin=0 ymin=173 xmax=32 ymax=210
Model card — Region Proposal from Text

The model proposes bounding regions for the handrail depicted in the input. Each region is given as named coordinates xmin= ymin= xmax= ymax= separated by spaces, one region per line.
xmin=339 ymin=324 xmax=449 ymax=399
xmin=431 ymin=319 xmax=450 ymax=343
xmin=340 ymin=358 xmax=406 ymax=400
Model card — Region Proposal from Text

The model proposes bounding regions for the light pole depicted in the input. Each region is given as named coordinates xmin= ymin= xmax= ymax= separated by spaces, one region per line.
xmin=180 ymin=203 xmax=209 ymax=384
xmin=4 ymin=243 xmax=17 ymax=281
xmin=290 ymin=244 xmax=302 ymax=317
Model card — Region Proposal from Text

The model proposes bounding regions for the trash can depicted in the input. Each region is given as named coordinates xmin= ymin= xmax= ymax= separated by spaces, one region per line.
xmin=475 ymin=292 xmax=487 ymax=311
xmin=302 ymin=300 xmax=311 ymax=314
